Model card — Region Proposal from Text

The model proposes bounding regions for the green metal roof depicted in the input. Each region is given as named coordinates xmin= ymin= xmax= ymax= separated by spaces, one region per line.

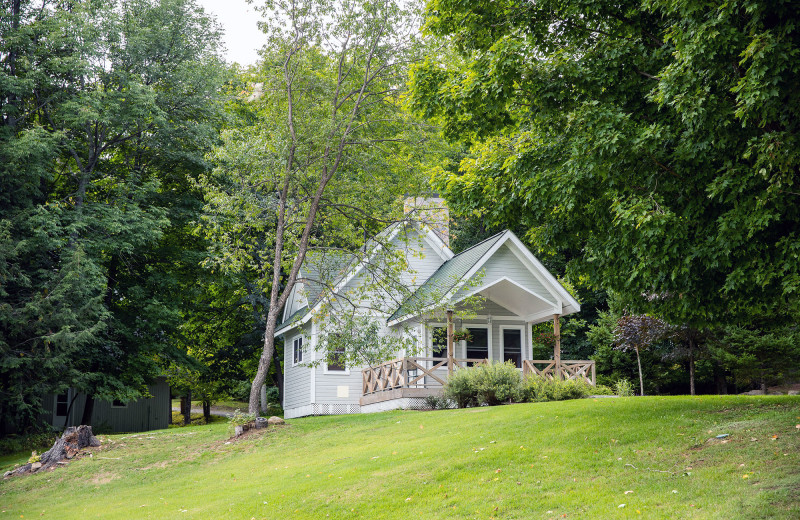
xmin=387 ymin=231 xmax=506 ymax=323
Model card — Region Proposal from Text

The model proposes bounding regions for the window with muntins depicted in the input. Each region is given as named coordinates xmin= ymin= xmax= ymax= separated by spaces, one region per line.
xmin=466 ymin=327 xmax=489 ymax=366
xmin=293 ymin=336 xmax=303 ymax=365
xmin=503 ymin=329 xmax=522 ymax=368
xmin=431 ymin=326 xmax=447 ymax=359
xmin=328 ymin=346 xmax=346 ymax=371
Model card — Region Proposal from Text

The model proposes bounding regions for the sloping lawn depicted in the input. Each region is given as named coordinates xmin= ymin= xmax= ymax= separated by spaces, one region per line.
xmin=1 ymin=396 xmax=798 ymax=519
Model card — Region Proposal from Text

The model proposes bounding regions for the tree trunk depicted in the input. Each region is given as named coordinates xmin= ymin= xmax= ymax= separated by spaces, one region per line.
xmin=202 ymin=399 xmax=211 ymax=423
xmin=713 ymin=362 xmax=728 ymax=395
xmin=80 ymin=395 xmax=95 ymax=425
xmin=635 ymin=347 xmax=644 ymax=396
xmin=249 ymin=315 xmax=278 ymax=413
xmin=7 ymin=426 xmax=100 ymax=477
xmin=688 ymin=337 xmax=696 ymax=396
xmin=271 ymin=356 xmax=284 ymax=407
xmin=181 ymin=389 xmax=192 ymax=426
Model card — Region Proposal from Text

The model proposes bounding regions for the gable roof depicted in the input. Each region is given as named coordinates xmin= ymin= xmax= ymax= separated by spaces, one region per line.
xmin=387 ymin=230 xmax=581 ymax=326
xmin=275 ymin=221 xmax=454 ymax=335
xmin=386 ymin=232 xmax=506 ymax=323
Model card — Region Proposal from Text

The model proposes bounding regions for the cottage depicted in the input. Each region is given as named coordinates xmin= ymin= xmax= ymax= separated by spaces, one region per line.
xmin=275 ymin=198 xmax=592 ymax=418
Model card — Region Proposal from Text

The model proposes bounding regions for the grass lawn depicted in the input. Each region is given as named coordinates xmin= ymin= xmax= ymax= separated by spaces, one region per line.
xmin=1 ymin=396 xmax=798 ymax=519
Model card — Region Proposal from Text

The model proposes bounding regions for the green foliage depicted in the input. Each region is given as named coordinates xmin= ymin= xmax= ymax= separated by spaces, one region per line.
xmin=0 ymin=433 xmax=56 ymax=457
xmin=444 ymin=361 xmax=523 ymax=407
xmin=227 ymin=409 xmax=257 ymax=435
xmin=0 ymin=0 xmax=228 ymax=431
xmin=423 ymin=394 xmax=451 ymax=410
xmin=411 ymin=0 xmax=800 ymax=330
xmin=615 ymin=379 xmax=635 ymax=397
xmin=591 ymin=384 xmax=615 ymax=396
xmin=711 ymin=325 xmax=800 ymax=390
xmin=521 ymin=376 xmax=592 ymax=403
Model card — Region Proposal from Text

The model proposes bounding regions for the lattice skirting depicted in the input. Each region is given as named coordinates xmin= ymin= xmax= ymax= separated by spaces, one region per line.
xmin=312 ymin=403 xmax=361 ymax=416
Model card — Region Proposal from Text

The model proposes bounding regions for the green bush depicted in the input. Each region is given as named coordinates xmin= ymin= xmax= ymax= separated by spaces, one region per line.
xmin=521 ymin=376 xmax=592 ymax=402
xmin=423 ymin=394 xmax=451 ymax=410
xmin=590 ymin=384 xmax=615 ymax=396
xmin=0 ymin=432 xmax=57 ymax=456
xmin=615 ymin=378 xmax=635 ymax=397
xmin=443 ymin=361 xmax=522 ymax=407
xmin=474 ymin=362 xmax=522 ymax=405
xmin=443 ymin=368 xmax=479 ymax=408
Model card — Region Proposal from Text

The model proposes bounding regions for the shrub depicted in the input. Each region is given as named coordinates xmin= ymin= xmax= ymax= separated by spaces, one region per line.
xmin=423 ymin=394 xmax=451 ymax=410
xmin=443 ymin=361 xmax=523 ymax=407
xmin=443 ymin=368 xmax=479 ymax=408
xmin=227 ymin=409 xmax=256 ymax=435
xmin=521 ymin=376 xmax=592 ymax=402
xmin=615 ymin=378 xmax=635 ymax=397
xmin=474 ymin=361 xmax=522 ymax=405
xmin=590 ymin=384 xmax=615 ymax=396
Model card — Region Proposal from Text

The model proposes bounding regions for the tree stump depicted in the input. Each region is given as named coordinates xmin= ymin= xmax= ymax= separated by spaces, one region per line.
xmin=4 ymin=426 xmax=100 ymax=478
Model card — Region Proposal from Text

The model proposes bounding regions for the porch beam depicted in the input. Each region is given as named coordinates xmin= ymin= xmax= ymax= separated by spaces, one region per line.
xmin=447 ymin=309 xmax=454 ymax=375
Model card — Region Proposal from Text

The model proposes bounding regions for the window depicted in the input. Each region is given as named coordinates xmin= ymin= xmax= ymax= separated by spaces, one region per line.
xmin=111 ymin=399 xmax=127 ymax=408
xmin=327 ymin=346 xmax=346 ymax=372
xmin=465 ymin=327 xmax=489 ymax=366
xmin=55 ymin=393 xmax=69 ymax=416
xmin=292 ymin=336 xmax=304 ymax=365
xmin=431 ymin=326 xmax=447 ymax=359
xmin=502 ymin=329 xmax=522 ymax=368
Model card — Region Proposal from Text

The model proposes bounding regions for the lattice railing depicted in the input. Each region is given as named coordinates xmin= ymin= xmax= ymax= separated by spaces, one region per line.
xmin=522 ymin=360 xmax=596 ymax=386
xmin=362 ymin=357 xmax=489 ymax=395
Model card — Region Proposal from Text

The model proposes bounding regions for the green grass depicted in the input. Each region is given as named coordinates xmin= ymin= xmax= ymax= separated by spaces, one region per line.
xmin=1 ymin=396 xmax=799 ymax=519
xmin=169 ymin=399 xmax=250 ymax=412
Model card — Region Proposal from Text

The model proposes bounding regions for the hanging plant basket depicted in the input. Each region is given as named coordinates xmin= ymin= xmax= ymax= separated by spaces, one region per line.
xmin=452 ymin=329 xmax=472 ymax=342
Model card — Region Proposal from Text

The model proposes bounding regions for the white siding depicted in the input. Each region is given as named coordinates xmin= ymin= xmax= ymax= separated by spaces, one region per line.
xmin=282 ymin=324 xmax=313 ymax=412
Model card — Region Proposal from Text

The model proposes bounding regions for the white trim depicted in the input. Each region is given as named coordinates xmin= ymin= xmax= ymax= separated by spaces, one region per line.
xmin=458 ymin=275 xmax=557 ymax=309
xmin=309 ymin=322 xmax=316 ymax=403
xmin=291 ymin=334 xmax=305 ymax=367
xmin=526 ymin=321 xmax=533 ymax=361
xmin=417 ymin=223 xmax=454 ymax=261
xmin=284 ymin=404 xmax=314 ymax=419
xmin=503 ymin=232 xmax=580 ymax=313
xmin=276 ymin=318 xmax=304 ymax=337
xmin=499 ymin=325 xmax=524 ymax=366
xmin=323 ymin=345 xmax=351 ymax=375
xmin=462 ymin=324 xmax=490 ymax=362
xmin=524 ymin=308 xmax=563 ymax=324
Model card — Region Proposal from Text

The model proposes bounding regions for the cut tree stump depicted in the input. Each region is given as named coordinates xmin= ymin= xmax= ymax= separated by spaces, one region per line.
xmin=4 ymin=425 xmax=100 ymax=478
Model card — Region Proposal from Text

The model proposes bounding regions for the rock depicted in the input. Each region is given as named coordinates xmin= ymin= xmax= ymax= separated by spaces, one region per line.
xmin=267 ymin=416 xmax=285 ymax=426
xmin=30 ymin=462 xmax=42 ymax=471
xmin=788 ymin=390 xmax=799 ymax=396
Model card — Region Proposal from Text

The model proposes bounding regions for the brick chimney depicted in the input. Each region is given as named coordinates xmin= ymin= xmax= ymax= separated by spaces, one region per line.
xmin=403 ymin=195 xmax=449 ymax=246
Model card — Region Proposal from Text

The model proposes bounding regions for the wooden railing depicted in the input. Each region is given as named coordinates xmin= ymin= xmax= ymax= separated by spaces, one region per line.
xmin=362 ymin=357 xmax=487 ymax=395
xmin=522 ymin=360 xmax=596 ymax=386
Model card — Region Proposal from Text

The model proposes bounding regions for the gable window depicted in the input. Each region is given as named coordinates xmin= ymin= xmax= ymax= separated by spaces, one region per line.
xmin=292 ymin=336 xmax=304 ymax=365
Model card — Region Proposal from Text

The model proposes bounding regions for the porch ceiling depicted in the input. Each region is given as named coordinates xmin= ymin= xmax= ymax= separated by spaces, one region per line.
xmin=477 ymin=278 xmax=556 ymax=322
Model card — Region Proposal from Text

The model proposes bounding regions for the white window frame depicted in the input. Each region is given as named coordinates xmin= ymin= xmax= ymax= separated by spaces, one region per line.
xmin=291 ymin=334 xmax=305 ymax=366
xmin=323 ymin=345 xmax=350 ymax=375
xmin=462 ymin=324 xmax=491 ymax=362
xmin=499 ymin=325 xmax=525 ymax=368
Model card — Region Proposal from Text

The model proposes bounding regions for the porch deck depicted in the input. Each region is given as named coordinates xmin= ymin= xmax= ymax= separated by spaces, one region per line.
xmin=360 ymin=357 xmax=596 ymax=406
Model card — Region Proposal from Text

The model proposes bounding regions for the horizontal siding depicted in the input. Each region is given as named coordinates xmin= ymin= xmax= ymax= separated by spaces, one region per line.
xmin=283 ymin=324 xmax=312 ymax=411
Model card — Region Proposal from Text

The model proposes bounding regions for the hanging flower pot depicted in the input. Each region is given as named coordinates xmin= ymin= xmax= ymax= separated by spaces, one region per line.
xmin=452 ymin=329 xmax=472 ymax=342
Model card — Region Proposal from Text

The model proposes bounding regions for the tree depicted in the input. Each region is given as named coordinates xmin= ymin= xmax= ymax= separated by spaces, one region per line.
xmin=613 ymin=314 xmax=669 ymax=396
xmin=199 ymin=0 xmax=440 ymax=413
xmin=0 ymin=0 xmax=227 ymax=431
xmin=409 ymin=0 xmax=800 ymax=328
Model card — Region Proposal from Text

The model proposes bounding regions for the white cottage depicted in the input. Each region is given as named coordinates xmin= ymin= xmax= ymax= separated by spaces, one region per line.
xmin=275 ymin=198 xmax=591 ymax=419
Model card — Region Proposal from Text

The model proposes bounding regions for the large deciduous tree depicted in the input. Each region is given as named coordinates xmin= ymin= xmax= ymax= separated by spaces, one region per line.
xmin=0 ymin=0 xmax=226 ymax=431
xmin=199 ymin=0 xmax=438 ymax=413
xmin=409 ymin=0 xmax=800 ymax=328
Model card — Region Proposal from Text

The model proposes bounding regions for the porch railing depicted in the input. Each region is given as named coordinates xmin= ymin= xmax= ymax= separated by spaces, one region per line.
xmin=362 ymin=357 xmax=596 ymax=396
xmin=361 ymin=357 xmax=487 ymax=395
xmin=522 ymin=360 xmax=596 ymax=386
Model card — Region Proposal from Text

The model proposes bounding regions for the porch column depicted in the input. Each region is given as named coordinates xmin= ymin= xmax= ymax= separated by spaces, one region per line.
xmin=447 ymin=309 xmax=454 ymax=375
xmin=553 ymin=314 xmax=561 ymax=380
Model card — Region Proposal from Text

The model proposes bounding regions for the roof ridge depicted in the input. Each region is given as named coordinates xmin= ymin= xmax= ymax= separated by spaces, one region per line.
xmin=448 ymin=230 xmax=507 ymax=260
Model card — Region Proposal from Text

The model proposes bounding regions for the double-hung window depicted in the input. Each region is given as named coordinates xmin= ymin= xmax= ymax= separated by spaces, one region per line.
xmin=327 ymin=346 xmax=346 ymax=372
xmin=292 ymin=336 xmax=304 ymax=365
